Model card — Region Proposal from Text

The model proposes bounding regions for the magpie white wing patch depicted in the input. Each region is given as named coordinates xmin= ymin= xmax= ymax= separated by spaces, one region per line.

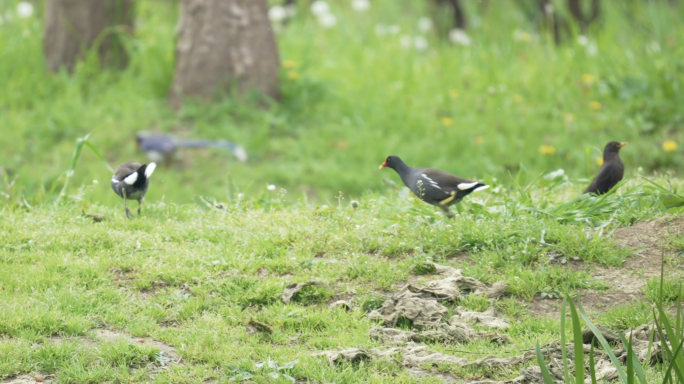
xmin=473 ymin=185 xmax=490 ymax=192
xmin=457 ymin=181 xmax=479 ymax=190
xmin=145 ymin=162 xmax=157 ymax=178
xmin=123 ymin=172 xmax=138 ymax=185
xmin=111 ymin=177 xmax=120 ymax=183
xmin=421 ymin=174 xmax=442 ymax=190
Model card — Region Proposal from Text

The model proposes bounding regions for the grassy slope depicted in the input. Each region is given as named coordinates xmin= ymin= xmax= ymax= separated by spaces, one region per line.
xmin=1 ymin=0 xmax=684 ymax=382
xmin=0 ymin=1 xmax=683 ymax=204
xmin=1 ymin=178 xmax=684 ymax=382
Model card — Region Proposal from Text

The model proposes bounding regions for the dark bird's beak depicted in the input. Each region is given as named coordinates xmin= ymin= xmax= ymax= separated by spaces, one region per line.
xmin=379 ymin=161 xmax=387 ymax=170
xmin=618 ymin=142 xmax=628 ymax=148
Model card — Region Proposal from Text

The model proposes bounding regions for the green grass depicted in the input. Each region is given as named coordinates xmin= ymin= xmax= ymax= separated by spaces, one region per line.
xmin=1 ymin=177 xmax=684 ymax=382
xmin=1 ymin=0 xmax=684 ymax=203
xmin=2 ymin=0 xmax=684 ymax=382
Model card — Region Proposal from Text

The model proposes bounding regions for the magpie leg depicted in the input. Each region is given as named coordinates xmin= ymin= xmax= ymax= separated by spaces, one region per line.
xmin=138 ymin=200 xmax=142 ymax=216
xmin=123 ymin=190 xmax=131 ymax=219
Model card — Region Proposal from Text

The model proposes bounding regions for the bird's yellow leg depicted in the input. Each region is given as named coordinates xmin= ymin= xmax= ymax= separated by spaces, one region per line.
xmin=439 ymin=191 xmax=456 ymax=205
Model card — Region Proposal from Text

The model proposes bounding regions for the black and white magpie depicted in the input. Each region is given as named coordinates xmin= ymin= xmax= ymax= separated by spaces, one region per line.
xmin=111 ymin=161 xmax=156 ymax=218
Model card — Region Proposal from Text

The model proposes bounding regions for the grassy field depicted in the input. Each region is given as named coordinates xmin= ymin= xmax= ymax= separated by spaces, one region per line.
xmin=2 ymin=0 xmax=684 ymax=382
xmin=1 ymin=0 xmax=684 ymax=203
xmin=2 ymin=176 xmax=684 ymax=382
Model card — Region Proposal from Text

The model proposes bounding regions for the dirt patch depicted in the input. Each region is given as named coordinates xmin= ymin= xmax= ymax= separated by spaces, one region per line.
xmin=1 ymin=374 xmax=52 ymax=384
xmin=528 ymin=215 xmax=684 ymax=318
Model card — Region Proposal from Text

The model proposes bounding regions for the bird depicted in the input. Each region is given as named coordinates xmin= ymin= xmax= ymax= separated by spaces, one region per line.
xmin=111 ymin=161 xmax=156 ymax=218
xmin=584 ymin=141 xmax=628 ymax=195
xmin=379 ymin=155 xmax=489 ymax=218
xmin=135 ymin=132 xmax=247 ymax=168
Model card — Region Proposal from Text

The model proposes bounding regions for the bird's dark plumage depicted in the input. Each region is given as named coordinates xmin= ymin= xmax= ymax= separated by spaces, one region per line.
xmin=111 ymin=161 xmax=156 ymax=218
xmin=584 ymin=141 xmax=628 ymax=195
xmin=379 ymin=155 xmax=489 ymax=218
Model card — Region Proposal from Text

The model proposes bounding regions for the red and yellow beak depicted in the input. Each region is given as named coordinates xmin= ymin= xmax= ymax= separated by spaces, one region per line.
xmin=618 ymin=142 xmax=628 ymax=148
xmin=379 ymin=161 xmax=387 ymax=170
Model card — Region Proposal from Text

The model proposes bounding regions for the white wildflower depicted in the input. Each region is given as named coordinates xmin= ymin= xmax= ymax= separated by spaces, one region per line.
xmin=418 ymin=17 xmax=432 ymax=32
xmin=586 ymin=42 xmax=598 ymax=56
xmin=414 ymin=36 xmax=428 ymax=51
xmin=268 ymin=6 xmax=287 ymax=22
xmin=387 ymin=25 xmax=400 ymax=35
xmin=543 ymin=169 xmax=565 ymax=180
xmin=93 ymin=180 xmax=99 ymax=185
xmin=310 ymin=1 xmax=330 ymax=16
xmin=577 ymin=35 xmax=588 ymax=46
xmin=399 ymin=35 xmax=412 ymax=49
xmin=318 ymin=12 xmax=337 ymax=28
xmin=351 ymin=0 xmax=370 ymax=12
xmin=267 ymin=184 xmax=276 ymax=191
xmin=448 ymin=28 xmax=471 ymax=46
xmin=17 ymin=2 xmax=33 ymax=18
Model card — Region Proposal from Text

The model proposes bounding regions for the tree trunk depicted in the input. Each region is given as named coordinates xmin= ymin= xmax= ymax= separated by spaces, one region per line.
xmin=43 ymin=0 xmax=134 ymax=72
xmin=169 ymin=0 xmax=280 ymax=105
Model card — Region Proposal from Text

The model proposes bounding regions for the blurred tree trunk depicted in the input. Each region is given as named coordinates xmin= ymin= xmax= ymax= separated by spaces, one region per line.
xmin=43 ymin=0 xmax=134 ymax=72
xmin=567 ymin=0 xmax=601 ymax=33
xmin=169 ymin=0 xmax=280 ymax=105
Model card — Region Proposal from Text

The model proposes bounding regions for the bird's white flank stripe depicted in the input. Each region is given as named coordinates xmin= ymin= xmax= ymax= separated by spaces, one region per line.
xmin=421 ymin=174 xmax=442 ymax=190
xmin=123 ymin=172 xmax=138 ymax=185
xmin=145 ymin=162 xmax=157 ymax=178
xmin=111 ymin=177 xmax=120 ymax=183
xmin=457 ymin=181 xmax=479 ymax=190
xmin=473 ymin=185 xmax=490 ymax=192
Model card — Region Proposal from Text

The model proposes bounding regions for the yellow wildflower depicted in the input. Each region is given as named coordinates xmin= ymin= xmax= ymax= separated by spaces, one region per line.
xmin=513 ymin=94 xmax=523 ymax=103
xmin=539 ymin=145 xmax=557 ymax=155
xmin=663 ymin=140 xmax=678 ymax=152
xmin=441 ymin=117 xmax=453 ymax=126
xmin=596 ymin=157 xmax=604 ymax=166
xmin=521 ymin=32 xmax=531 ymax=43
xmin=283 ymin=60 xmax=296 ymax=69
xmin=449 ymin=89 xmax=459 ymax=98
xmin=564 ymin=113 xmax=576 ymax=123
xmin=582 ymin=74 xmax=595 ymax=85
xmin=590 ymin=101 xmax=602 ymax=110
xmin=474 ymin=136 xmax=483 ymax=145
xmin=287 ymin=71 xmax=300 ymax=80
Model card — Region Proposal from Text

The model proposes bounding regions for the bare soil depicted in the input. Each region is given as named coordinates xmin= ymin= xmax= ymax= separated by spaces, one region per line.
xmin=528 ymin=215 xmax=684 ymax=317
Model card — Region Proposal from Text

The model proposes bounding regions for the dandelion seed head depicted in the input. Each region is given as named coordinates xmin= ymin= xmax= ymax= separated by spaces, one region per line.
xmin=351 ymin=0 xmax=370 ymax=12
xmin=17 ymin=2 xmax=33 ymax=18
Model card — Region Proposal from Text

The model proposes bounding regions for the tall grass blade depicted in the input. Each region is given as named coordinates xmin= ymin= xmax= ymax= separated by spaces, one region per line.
xmin=577 ymin=300 xmax=628 ymax=383
xmin=655 ymin=305 xmax=684 ymax=381
xmin=536 ymin=341 xmax=556 ymax=384
xmin=589 ymin=343 xmax=598 ymax=384
xmin=568 ymin=298 xmax=585 ymax=384
xmin=561 ymin=293 xmax=572 ymax=384
xmin=619 ymin=332 xmax=645 ymax=384
xmin=663 ymin=337 xmax=684 ymax=383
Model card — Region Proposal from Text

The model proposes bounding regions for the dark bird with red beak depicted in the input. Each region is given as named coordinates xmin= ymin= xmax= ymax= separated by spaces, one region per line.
xmin=379 ymin=155 xmax=489 ymax=218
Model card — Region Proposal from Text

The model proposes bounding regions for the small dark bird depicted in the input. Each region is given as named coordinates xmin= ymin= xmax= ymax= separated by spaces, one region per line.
xmin=379 ymin=155 xmax=489 ymax=218
xmin=584 ymin=141 xmax=628 ymax=195
xmin=111 ymin=161 xmax=156 ymax=218
xmin=136 ymin=132 xmax=247 ymax=168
